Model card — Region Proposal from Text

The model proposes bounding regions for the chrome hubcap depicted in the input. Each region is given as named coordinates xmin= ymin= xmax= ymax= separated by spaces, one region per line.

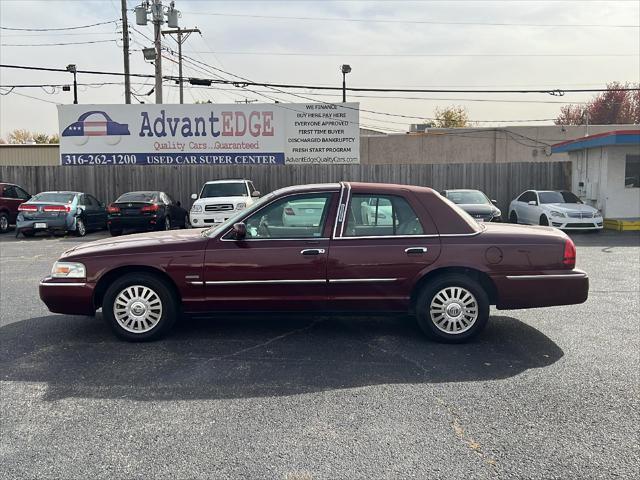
xmin=430 ymin=286 xmax=478 ymax=334
xmin=77 ymin=220 xmax=85 ymax=234
xmin=113 ymin=285 xmax=163 ymax=333
xmin=0 ymin=216 xmax=8 ymax=230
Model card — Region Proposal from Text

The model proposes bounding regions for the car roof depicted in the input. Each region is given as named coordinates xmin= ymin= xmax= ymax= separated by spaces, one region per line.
xmin=444 ymin=189 xmax=484 ymax=193
xmin=119 ymin=191 xmax=158 ymax=195
xmin=204 ymin=179 xmax=250 ymax=184
xmin=35 ymin=191 xmax=81 ymax=195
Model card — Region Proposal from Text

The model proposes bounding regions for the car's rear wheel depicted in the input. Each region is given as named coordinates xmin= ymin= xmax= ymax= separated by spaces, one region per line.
xmin=109 ymin=227 xmax=123 ymax=237
xmin=539 ymin=215 xmax=549 ymax=226
xmin=415 ymin=274 xmax=489 ymax=343
xmin=164 ymin=216 xmax=171 ymax=230
xmin=75 ymin=218 xmax=87 ymax=237
xmin=509 ymin=211 xmax=518 ymax=224
xmin=0 ymin=213 xmax=9 ymax=233
xmin=21 ymin=230 xmax=35 ymax=238
xmin=102 ymin=273 xmax=178 ymax=341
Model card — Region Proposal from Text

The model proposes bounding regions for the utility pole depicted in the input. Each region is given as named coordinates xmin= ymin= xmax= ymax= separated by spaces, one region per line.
xmin=152 ymin=0 xmax=164 ymax=104
xmin=121 ymin=0 xmax=131 ymax=104
xmin=161 ymin=27 xmax=200 ymax=104
xmin=66 ymin=64 xmax=78 ymax=104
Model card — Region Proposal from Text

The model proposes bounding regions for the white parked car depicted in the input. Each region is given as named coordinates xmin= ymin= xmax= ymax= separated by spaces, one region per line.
xmin=508 ymin=190 xmax=603 ymax=231
xmin=189 ymin=179 xmax=260 ymax=227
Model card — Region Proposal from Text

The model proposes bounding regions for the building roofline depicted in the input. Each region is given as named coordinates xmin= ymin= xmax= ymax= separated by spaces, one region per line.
xmin=551 ymin=129 xmax=640 ymax=153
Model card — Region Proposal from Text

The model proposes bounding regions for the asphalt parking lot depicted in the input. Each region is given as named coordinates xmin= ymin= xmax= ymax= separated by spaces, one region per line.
xmin=1 ymin=229 xmax=638 ymax=479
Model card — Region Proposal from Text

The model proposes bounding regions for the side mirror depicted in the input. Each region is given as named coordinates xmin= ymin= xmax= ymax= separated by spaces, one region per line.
xmin=232 ymin=222 xmax=247 ymax=240
xmin=191 ymin=193 xmax=198 ymax=200
xmin=491 ymin=199 xmax=498 ymax=205
xmin=176 ymin=201 xmax=181 ymax=207
xmin=251 ymin=191 xmax=261 ymax=198
xmin=528 ymin=200 xmax=538 ymax=206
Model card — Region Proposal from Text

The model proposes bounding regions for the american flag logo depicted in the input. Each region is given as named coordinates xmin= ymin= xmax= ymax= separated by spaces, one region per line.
xmin=83 ymin=121 xmax=108 ymax=136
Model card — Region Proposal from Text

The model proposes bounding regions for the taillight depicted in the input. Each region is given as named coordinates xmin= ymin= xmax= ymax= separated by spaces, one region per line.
xmin=284 ymin=207 xmax=296 ymax=216
xmin=107 ymin=204 xmax=120 ymax=214
xmin=141 ymin=203 xmax=160 ymax=213
xmin=563 ymin=238 xmax=576 ymax=268
xmin=43 ymin=205 xmax=71 ymax=212
xmin=18 ymin=204 xmax=38 ymax=212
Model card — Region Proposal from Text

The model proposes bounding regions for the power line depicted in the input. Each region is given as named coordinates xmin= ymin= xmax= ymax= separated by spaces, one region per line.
xmin=1 ymin=39 xmax=118 ymax=47
xmin=182 ymin=11 xmax=640 ymax=28
xmin=188 ymin=50 xmax=639 ymax=58
xmin=0 ymin=20 xmax=118 ymax=31
xmin=3 ymin=63 xmax=640 ymax=95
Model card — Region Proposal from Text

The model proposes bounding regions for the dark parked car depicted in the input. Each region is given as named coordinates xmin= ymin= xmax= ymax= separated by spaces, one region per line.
xmin=40 ymin=182 xmax=588 ymax=343
xmin=0 ymin=182 xmax=31 ymax=233
xmin=441 ymin=189 xmax=502 ymax=222
xmin=17 ymin=191 xmax=107 ymax=237
xmin=107 ymin=191 xmax=187 ymax=236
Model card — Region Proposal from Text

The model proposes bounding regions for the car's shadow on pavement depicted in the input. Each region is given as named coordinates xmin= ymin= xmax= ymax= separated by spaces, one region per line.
xmin=0 ymin=313 xmax=563 ymax=401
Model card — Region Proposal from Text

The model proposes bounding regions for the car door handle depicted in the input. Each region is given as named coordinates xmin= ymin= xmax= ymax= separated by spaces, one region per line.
xmin=301 ymin=248 xmax=326 ymax=256
xmin=405 ymin=247 xmax=428 ymax=254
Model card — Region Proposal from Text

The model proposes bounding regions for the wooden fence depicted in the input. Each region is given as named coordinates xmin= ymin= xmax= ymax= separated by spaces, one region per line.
xmin=0 ymin=162 xmax=571 ymax=214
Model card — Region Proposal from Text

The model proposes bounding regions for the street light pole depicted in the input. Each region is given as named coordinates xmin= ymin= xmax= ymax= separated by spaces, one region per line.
xmin=66 ymin=64 xmax=78 ymax=104
xmin=341 ymin=64 xmax=351 ymax=103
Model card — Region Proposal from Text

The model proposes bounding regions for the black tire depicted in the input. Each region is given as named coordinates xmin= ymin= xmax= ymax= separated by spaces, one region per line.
xmin=75 ymin=217 xmax=87 ymax=237
xmin=539 ymin=215 xmax=549 ymax=226
xmin=21 ymin=230 xmax=35 ymax=238
xmin=509 ymin=211 xmax=518 ymax=224
xmin=102 ymin=272 xmax=178 ymax=341
xmin=109 ymin=228 xmax=123 ymax=237
xmin=415 ymin=274 xmax=490 ymax=343
xmin=0 ymin=212 xmax=9 ymax=233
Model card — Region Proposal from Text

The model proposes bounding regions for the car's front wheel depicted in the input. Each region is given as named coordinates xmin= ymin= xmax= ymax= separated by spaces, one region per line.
xmin=415 ymin=274 xmax=489 ymax=343
xmin=509 ymin=211 xmax=518 ymax=224
xmin=539 ymin=215 xmax=549 ymax=226
xmin=102 ymin=273 xmax=178 ymax=341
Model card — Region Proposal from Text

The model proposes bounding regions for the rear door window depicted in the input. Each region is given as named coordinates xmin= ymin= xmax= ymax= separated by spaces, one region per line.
xmin=344 ymin=194 xmax=424 ymax=237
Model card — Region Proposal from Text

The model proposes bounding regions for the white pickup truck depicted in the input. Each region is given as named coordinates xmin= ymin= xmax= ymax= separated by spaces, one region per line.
xmin=189 ymin=179 xmax=260 ymax=228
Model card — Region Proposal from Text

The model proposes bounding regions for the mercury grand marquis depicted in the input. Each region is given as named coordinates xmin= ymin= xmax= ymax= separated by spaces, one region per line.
xmin=40 ymin=182 xmax=589 ymax=343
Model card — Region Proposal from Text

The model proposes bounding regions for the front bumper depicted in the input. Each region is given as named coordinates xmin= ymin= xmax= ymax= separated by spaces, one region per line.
xmin=550 ymin=217 xmax=604 ymax=230
xmin=493 ymin=269 xmax=589 ymax=309
xmin=39 ymin=277 xmax=96 ymax=315
xmin=189 ymin=211 xmax=235 ymax=227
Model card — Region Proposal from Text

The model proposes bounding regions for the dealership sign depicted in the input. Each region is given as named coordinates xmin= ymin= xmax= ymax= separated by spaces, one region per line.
xmin=57 ymin=103 xmax=360 ymax=166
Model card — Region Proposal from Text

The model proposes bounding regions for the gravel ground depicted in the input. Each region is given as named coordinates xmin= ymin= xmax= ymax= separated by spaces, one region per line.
xmin=1 ymin=229 xmax=639 ymax=479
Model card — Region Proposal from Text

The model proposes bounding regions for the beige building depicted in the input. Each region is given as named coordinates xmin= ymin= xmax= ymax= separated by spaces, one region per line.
xmin=1 ymin=124 xmax=638 ymax=166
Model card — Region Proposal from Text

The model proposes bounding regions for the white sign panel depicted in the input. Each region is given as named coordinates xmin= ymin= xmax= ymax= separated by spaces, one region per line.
xmin=57 ymin=103 xmax=360 ymax=166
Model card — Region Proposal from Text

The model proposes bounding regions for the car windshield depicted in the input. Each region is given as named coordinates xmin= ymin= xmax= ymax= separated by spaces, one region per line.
xmin=560 ymin=191 xmax=582 ymax=204
xmin=117 ymin=192 xmax=157 ymax=203
xmin=446 ymin=191 xmax=489 ymax=205
xmin=201 ymin=182 xmax=247 ymax=198
xmin=202 ymin=192 xmax=277 ymax=237
xmin=31 ymin=193 xmax=75 ymax=204
xmin=539 ymin=191 xmax=569 ymax=204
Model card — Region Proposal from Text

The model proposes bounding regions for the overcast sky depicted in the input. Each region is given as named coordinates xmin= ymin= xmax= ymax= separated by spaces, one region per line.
xmin=0 ymin=0 xmax=638 ymax=137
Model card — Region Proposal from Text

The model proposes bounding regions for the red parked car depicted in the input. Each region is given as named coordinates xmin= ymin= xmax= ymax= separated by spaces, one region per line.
xmin=0 ymin=182 xmax=31 ymax=233
xmin=39 ymin=182 xmax=588 ymax=343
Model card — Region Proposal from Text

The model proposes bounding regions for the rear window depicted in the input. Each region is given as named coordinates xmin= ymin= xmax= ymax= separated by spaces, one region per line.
xmin=201 ymin=182 xmax=248 ymax=198
xmin=117 ymin=192 xmax=157 ymax=203
xmin=31 ymin=193 xmax=75 ymax=204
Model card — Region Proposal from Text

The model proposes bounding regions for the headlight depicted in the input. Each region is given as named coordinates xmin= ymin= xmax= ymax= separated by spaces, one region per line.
xmin=190 ymin=204 xmax=202 ymax=213
xmin=51 ymin=261 xmax=86 ymax=278
xmin=236 ymin=202 xmax=246 ymax=210
xmin=549 ymin=210 xmax=566 ymax=217
xmin=593 ymin=210 xmax=602 ymax=218
xmin=493 ymin=209 xmax=502 ymax=218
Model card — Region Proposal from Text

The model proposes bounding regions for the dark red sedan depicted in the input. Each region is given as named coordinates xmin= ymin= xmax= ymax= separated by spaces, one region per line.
xmin=40 ymin=182 xmax=588 ymax=343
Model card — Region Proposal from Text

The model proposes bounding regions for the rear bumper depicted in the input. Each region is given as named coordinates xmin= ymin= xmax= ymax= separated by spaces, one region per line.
xmin=39 ymin=277 xmax=96 ymax=315
xmin=17 ymin=216 xmax=75 ymax=232
xmin=493 ymin=269 xmax=589 ymax=309
xmin=108 ymin=216 xmax=160 ymax=230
